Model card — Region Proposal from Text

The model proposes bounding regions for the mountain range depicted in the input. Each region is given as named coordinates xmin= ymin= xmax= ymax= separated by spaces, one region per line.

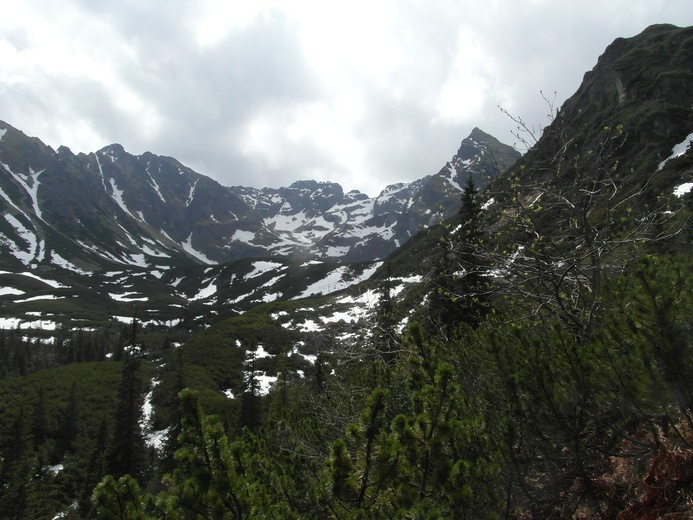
xmin=0 ymin=124 xmax=518 ymax=270
xmin=0 ymin=121 xmax=518 ymax=329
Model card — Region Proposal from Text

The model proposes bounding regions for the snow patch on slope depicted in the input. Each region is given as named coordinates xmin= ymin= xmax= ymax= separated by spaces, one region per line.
xmin=145 ymin=164 xmax=166 ymax=202
xmin=50 ymin=252 xmax=91 ymax=274
xmin=191 ymin=280 xmax=217 ymax=301
xmin=1 ymin=162 xmax=46 ymax=221
xmin=186 ymin=179 xmax=198 ymax=206
xmin=245 ymin=261 xmax=286 ymax=280
xmin=108 ymin=178 xmax=132 ymax=217
xmin=244 ymin=344 xmax=277 ymax=396
xmin=295 ymin=263 xmax=380 ymax=299
xmin=0 ymin=316 xmax=59 ymax=330
xmin=94 ymin=153 xmax=110 ymax=193
xmin=141 ymin=378 xmax=167 ymax=450
xmin=181 ymin=232 xmax=214 ymax=264
xmin=658 ymin=132 xmax=693 ymax=170
xmin=0 ymin=270 xmax=66 ymax=289
xmin=110 ymin=292 xmax=149 ymax=302
xmin=0 ymin=286 xmax=24 ymax=296
xmin=2 ymin=213 xmax=43 ymax=265
xmin=232 ymin=229 xmax=256 ymax=242
xmin=674 ymin=182 xmax=693 ymax=197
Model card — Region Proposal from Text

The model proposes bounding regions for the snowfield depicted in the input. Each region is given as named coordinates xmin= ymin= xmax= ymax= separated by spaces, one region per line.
xmin=658 ymin=132 xmax=693 ymax=171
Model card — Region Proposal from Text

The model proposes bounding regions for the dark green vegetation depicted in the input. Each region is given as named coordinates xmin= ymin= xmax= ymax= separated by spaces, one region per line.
xmin=1 ymin=23 xmax=692 ymax=518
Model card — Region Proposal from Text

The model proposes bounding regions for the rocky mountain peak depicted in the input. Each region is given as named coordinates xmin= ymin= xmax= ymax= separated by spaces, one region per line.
xmin=287 ymin=179 xmax=339 ymax=191
xmin=0 ymin=116 xmax=518 ymax=269
xmin=447 ymin=128 xmax=521 ymax=190
xmin=455 ymin=127 xmax=515 ymax=163
xmin=99 ymin=143 xmax=126 ymax=153
xmin=520 ymin=23 xmax=693 ymax=197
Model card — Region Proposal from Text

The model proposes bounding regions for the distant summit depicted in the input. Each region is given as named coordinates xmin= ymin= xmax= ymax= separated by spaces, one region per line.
xmin=453 ymin=127 xmax=521 ymax=186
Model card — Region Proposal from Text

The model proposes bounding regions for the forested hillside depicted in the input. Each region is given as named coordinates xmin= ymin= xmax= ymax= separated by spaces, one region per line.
xmin=0 ymin=24 xmax=691 ymax=519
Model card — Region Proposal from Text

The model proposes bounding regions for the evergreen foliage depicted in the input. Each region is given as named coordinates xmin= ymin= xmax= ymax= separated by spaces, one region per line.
xmin=428 ymin=174 xmax=491 ymax=335
xmin=107 ymin=355 xmax=148 ymax=482
xmin=373 ymin=262 xmax=399 ymax=363
xmin=0 ymin=403 xmax=38 ymax=519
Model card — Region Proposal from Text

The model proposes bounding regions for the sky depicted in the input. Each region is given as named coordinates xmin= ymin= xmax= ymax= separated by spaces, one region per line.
xmin=1 ymin=1 xmax=692 ymax=197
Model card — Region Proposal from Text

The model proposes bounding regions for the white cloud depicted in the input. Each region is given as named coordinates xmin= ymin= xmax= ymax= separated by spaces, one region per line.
xmin=433 ymin=27 xmax=493 ymax=125
xmin=190 ymin=0 xmax=274 ymax=47
xmin=1 ymin=1 xmax=693 ymax=196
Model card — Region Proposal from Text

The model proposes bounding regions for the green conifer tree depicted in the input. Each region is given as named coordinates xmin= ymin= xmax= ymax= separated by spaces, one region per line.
xmin=241 ymin=349 xmax=262 ymax=432
xmin=32 ymin=384 xmax=48 ymax=447
xmin=107 ymin=355 xmax=147 ymax=482
xmin=452 ymin=174 xmax=491 ymax=329
xmin=160 ymin=349 xmax=185 ymax=476
xmin=427 ymin=226 xmax=457 ymax=337
xmin=156 ymin=389 xmax=249 ymax=518
xmin=0 ymin=404 xmax=38 ymax=519
xmin=374 ymin=262 xmax=399 ymax=364
xmin=60 ymin=381 xmax=80 ymax=452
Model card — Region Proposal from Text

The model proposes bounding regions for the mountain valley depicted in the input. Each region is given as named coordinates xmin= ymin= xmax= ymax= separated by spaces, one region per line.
xmin=0 ymin=23 xmax=691 ymax=519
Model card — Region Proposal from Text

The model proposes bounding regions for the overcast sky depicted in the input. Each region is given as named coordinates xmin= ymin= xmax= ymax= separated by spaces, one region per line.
xmin=1 ymin=1 xmax=692 ymax=196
